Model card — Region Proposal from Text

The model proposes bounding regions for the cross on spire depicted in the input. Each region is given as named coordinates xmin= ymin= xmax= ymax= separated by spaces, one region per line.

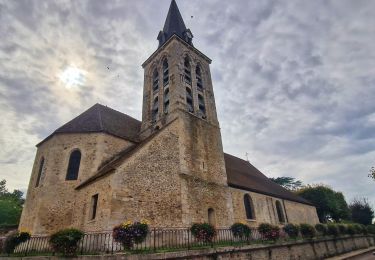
xmin=157 ymin=0 xmax=193 ymax=48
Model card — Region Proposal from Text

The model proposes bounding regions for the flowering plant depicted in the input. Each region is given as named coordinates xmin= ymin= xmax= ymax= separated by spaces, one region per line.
xmin=190 ymin=223 xmax=216 ymax=243
xmin=113 ymin=220 xmax=149 ymax=250
xmin=258 ymin=223 xmax=280 ymax=241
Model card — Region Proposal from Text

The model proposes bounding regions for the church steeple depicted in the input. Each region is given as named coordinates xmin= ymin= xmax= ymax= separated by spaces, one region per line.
xmin=157 ymin=0 xmax=193 ymax=47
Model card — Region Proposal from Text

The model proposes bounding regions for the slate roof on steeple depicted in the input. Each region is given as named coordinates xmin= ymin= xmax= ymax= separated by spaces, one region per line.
xmin=37 ymin=104 xmax=141 ymax=146
xmin=158 ymin=0 xmax=193 ymax=47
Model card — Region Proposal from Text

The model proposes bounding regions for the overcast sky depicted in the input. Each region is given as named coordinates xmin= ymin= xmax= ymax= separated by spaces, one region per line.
xmin=0 ymin=0 xmax=374 ymax=204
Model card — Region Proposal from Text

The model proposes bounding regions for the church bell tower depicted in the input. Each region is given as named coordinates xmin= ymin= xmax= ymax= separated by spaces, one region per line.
xmin=140 ymin=0 xmax=234 ymax=227
xmin=140 ymin=0 xmax=219 ymax=138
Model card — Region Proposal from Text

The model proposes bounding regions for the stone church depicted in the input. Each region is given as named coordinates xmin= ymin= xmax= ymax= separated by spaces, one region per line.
xmin=19 ymin=0 xmax=319 ymax=235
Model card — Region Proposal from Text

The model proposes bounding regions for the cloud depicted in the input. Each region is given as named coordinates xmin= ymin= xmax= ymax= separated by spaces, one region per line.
xmin=0 ymin=0 xmax=374 ymax=206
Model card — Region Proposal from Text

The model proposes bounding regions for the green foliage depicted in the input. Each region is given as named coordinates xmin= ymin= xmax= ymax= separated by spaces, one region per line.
xmin=326 ymin=224 xmax=339 ymax=236
xmin=0 ymin=180 xmax=24 ymax=226
xmin=369 ymin=167 xmax=375 ymax=180
xmin=113 ymin=220 xmax=149 ymax=249
xmin=283 ymin=224 xmax=299 ymax=239
xmin=299 ymin=224 xmax=316 ymax=239
xmin=258 ymin=223 xmax=280 ymax=241
xmin=346 ymin=225 xmax=356 ymax=236
xmin=353 ymin=224 xmax=363 ymax=234
xmin=337 ymin=224 xmax=347 ymax=234
xmin=296 ymin=185 xmax=349 ymax=222
xmin=49 ymin=229 xmax=84 ymax=256
xmin=366 ymin=225 xmax=375 ymax=234
xmin=190 ymin=223 xmax=216 ymax=243
xmin=269 ymin=177 xmax=304 ymax=191
xmin=355 ymin=224 xmax=367 ymax=234
xmin=349 ymin=198 xmax=374 ymax=225
xmin=315 ymin=224 xmax=328 ymax=236
xmin=3 ymin=231 xmax=31 ymax=254
xmin=230 ymin=223 xmax=251 ymax=239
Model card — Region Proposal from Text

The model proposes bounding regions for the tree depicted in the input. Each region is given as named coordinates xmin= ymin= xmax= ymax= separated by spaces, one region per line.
xmin=296 ymin=185 xmax=349 ymax=223
xmin=369 ymin=167 xmax=375 ymax=181
xmin=269 ymin=176 xmax=304 ymax=191
xmin=349 ymin=198 xmax=374 ymax=225
xmin=0 ymin=179 xmax=24 ymax=226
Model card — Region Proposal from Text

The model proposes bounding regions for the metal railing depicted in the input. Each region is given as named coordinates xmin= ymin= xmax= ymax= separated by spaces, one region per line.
xmin=10 ymin=228 xmax=284 ymax=256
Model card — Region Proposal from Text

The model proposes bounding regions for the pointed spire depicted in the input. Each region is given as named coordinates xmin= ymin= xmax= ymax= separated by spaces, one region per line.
xmin=157 ymin=0 xmax=193 ymax=48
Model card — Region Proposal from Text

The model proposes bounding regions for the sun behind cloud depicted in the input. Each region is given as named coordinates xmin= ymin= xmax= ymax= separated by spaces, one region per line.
xmin=59 ymin=66 xmax=86 ymax=89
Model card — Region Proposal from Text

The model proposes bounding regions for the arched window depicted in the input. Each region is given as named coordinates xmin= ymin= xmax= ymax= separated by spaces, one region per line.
xmin=164 ymin=88 xmax=170 ymax=114
xmin=186 ymin=87 xmax=194 ymax=112
xmin=152 ymin=69 xmax=159 ymax=92
xmin=208 ymin=208 xmax=216 ymax=226
xmin=244 ymin=194 xmax=255 ymax=220
xmin=35 ymin=157 xmax=45 ymax=187
xmin=276 ymin=201 xmax=285 ymax=223
xmin=196 ymin=65 xmax=203 ymax=91
xmin=66 ymin=150 xmax=81 ymax=180
xmin=198 ymin=94 xmax=206 ymax=118
xmin=163 ymin=59 xmax=169 ymax=86
xmin=152 ymin=97 xmax=159 ymax=122
xmin=184 ymin=57 xmax=191 ymax=85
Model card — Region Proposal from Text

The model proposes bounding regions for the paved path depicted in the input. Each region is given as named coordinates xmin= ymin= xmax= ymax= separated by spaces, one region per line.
xmin=327 ymin=247 xmax=375 ymax=260
xmin=347 ymin=250 xmax=375 ymax=259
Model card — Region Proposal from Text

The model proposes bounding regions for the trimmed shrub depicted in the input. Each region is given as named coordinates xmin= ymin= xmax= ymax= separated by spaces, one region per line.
xmin=3 ymin=231 xmax=31 ymax=254
xmin=346 ymin=225 xmax=356 ymax=236
xmin=367 ymin=225 xmax=375 ymax=235
xmin=315 ymin=224 xmax=328 ymax=236
xmin=230 ymin=223 xmax=252 ymax=239
xmin=358 ymin=224 xmax=367 ymax=234
xmin=283 ymin=224 xmax=299 ymax=239
xmin=49 ymin=229 xmax=84 ymax=256
xmin=353 ymin=224 xmax=363 ymax=234
xmin=190 ymin=223 xmax=216 ymax=243
xmin=300 ymin=224 xmax=316 ymax=239
xmin=337 ymin=224 xmax=347 ymax=235
xmin=113 ymin=220 xmax=149 ymax=250
xmin=258 ymin=223 xmax=280 ymax=241
xmin=327 ymin=224 xmax=339 ymax=236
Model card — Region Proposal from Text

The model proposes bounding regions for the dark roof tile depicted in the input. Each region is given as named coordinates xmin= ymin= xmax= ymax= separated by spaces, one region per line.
xmin=224 ymin=153 xmax=312 ymax=205
xmin=37 ymin=104 xmax=141 ymax=146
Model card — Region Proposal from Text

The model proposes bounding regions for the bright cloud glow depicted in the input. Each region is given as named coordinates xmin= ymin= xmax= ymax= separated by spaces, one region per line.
xmin=59 ymin=66 xmax=86 ymax=88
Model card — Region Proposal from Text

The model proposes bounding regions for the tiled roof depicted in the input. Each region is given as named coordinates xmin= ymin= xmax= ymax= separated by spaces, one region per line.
xmin=157 ymin=0 xmax=192 ymax=47
xmin=46 ymin=104 xmax=311 ymax=205
xmin=224 ymin=153 xmax=312 ymax=205
xmin=37 ymin=104 xmax=141 ymax=146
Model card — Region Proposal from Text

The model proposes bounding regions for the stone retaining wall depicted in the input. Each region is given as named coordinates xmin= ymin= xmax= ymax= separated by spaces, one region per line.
xmin=5 ymin=235 xmax=374 ymax=260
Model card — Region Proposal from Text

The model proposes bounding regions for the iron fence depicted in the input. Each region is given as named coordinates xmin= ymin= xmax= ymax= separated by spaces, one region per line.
xmin=8 ymin=228 xmax=285 ymax=256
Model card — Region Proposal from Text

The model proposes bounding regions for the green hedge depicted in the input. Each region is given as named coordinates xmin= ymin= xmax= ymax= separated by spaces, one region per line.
xmin=49 ymin=228 xmax=84 ymax=256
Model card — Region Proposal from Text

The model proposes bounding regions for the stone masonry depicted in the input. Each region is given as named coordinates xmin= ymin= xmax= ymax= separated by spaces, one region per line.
xmin=19 ymin=0 xmax=319 ymax=235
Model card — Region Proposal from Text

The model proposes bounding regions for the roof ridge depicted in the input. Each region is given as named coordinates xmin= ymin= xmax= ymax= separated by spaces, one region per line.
xmin=96 ymin=103 xmax=141 ymax=124
xmin=97 ymin=104 xmax=104 ymax=131
xmin=224 ymin=152 xmax=251 ymax=164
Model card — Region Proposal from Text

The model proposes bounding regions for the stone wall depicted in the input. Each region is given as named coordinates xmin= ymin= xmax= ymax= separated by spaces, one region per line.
xmin=178 ymin=112 xmax=234 ymax=227
xmin=8 ymin=236 xmax=375 ymax=260
xmin=81 ymin=119 xmax=183 ymax=229
xmin=78 ymin=114 xmax=235 ymax=230
xmin=230 ymin=187 xmax=319 ymax=227
xmin=19 ymin=133 xmax=133 ymax=235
